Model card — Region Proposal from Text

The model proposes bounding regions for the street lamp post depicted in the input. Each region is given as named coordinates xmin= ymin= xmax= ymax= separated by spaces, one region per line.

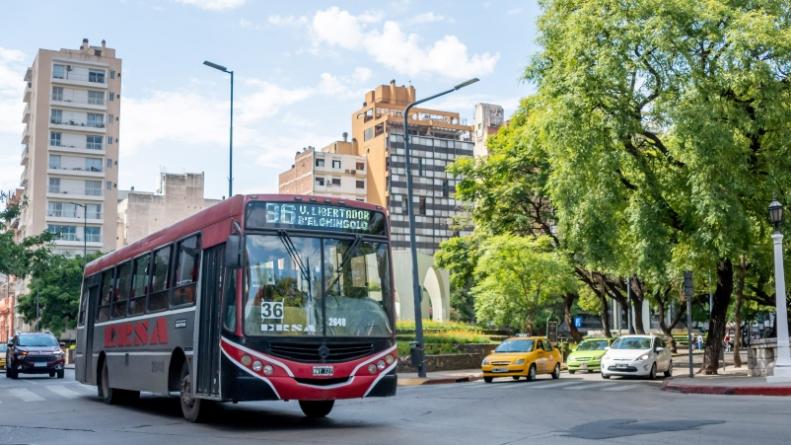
xmin=768 ymin=200 xmax=791 ymax=381
xmin=203 ymin=60 xmax=234 ymax=198
xmin=403 ymin=78 xmax=479 ymax=378
xmin=68 ymin=202 xmax=88 ymax=262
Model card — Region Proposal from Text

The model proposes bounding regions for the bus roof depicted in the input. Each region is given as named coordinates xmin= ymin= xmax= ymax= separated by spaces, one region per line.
xmin=84 ymin=194 xmax=386 ymax=276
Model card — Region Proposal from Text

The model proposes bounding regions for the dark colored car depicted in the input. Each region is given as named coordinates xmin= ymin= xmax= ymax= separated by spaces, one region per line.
xmin=5 ymin=332 xmax=65 ymax=379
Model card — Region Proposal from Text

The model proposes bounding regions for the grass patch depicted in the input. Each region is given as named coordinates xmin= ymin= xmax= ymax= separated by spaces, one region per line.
xmin=396 ymin=320 xmax=496 ymax=356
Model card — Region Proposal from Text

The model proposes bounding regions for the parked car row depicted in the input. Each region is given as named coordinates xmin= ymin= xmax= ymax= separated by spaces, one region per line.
xmin=481 ymin=334 xmax=673 ymax=382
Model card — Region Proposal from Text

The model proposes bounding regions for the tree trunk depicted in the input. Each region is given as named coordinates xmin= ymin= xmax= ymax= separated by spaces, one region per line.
xmin=733 ymin=257 xmax=746 ymax=368
xmin=564 ymin=293 xmax=583 ymax=343
xmin=703 ymin=259 xmax=734 ymax=374
xmin=657 ymin=291 xmax=685 ymax=353
xmin=630 ymin=276 xmax=646 ymax=334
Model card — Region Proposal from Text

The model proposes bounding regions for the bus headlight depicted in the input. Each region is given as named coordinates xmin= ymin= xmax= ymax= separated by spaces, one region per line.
xmin=241 ymin=355 xmax=252 ymax=366
xmin=367 ymin=364 xmax=377 ymax=374
xmin=385 ymin=354 xmax=395 ymax=365
xmin=263 ymin=365 xmax=274 ymax=376
xmin=377 ymin=360 xmax=386 ymax=371
xmin=252 ymin=361 xmax=263 ymax=372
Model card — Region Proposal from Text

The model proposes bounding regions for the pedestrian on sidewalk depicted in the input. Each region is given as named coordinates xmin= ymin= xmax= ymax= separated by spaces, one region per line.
xmin=696 ymin=334 xmax=704 ymax=350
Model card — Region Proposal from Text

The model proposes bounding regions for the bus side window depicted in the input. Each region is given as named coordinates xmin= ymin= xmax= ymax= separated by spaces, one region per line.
xmin=97 ymin=269 xmax=114 ymax=322
xmin=129 ymin=254 xmax=150 ymax=316
xmin=147 ymin=245 xmax=172 ymax=312
xmin=171 ymin=235 xmax=200 ymax=307
xmin=77 ymin=278 xmax=89 ymax=326
xmin=112 ymin=262 xmax=132 ymax=318
xmin=223 ymin=268 xmax=237 ymax=332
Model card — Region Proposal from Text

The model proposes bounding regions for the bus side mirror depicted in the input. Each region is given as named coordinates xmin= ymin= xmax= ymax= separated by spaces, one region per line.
xmin=225 ymin=234 xmax=242 ymax=269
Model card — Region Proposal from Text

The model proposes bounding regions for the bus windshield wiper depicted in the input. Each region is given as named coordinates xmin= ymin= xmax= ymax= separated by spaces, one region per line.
xmin=323 ymin=235 xmax=364 ymax=298
xmin=278 ymin=230 xmax=312 ymax=292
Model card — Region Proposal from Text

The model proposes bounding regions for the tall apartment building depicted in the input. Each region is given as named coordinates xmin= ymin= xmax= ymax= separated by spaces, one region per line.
xmin=472 ymin=103 xmax=505 ymax=157
xmin=279 ymin=138 xmax=367 ymax=201
xmin=18 ymin=39 xmax=122 ymax=257
xmin=117 ymin=172 xmax=221 ymax=248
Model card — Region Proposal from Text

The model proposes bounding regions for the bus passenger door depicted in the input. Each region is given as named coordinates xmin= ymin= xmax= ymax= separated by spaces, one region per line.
xmin=77 ymin=276 xmax=100 ymax=384
xmin=196 ymin=244 xmax=224 ymax=398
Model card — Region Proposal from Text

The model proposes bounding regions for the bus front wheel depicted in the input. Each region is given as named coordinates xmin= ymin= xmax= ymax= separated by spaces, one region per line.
xmin=299 ymin=400 xmax=334 ymax=418
xmin=179 ymin=361 xmax=207 ymax=422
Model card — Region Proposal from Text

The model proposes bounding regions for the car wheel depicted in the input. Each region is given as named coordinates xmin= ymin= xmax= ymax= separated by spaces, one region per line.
xmin=49 ymin=371 xmax=56 ymax=378
xmin=551 ymin=364 xmax=560 ymax=380
xmin=568 ymin=370 xmax=576 ymax=375
xmin=483 ymin=377 xmax=493 ymax=383
xmin=601 ymin=373 xmax=610 ymax=379
xmin=299 ymin=400 xmax=334 ymax=418
xmin=664 ymin=361 xmax=673 ymax=378
xmin=527 ymin=364 xmax=537 ymax=381
xmin=57 ymin=369 xmax=65 ymax=379
xmin=648 ymin=363 xmax=657 ymax=380
xmin=7 ymin=368 xmax=17 ymax=379
xmin=180 ymin=361 xmax=207 ymax=422
xmin=512 ymin=376 xmax=520 ymax=381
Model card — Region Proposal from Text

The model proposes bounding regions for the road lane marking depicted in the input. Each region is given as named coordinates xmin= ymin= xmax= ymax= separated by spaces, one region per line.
xmin=46 ymin=385 xmax=82 ymax=398
xmin=531 ymin=381 xmax=589 ymax=390
xmin=600 ymin=384 xmax=637 ymax=391
xmin=9 ymin=388 xmax=45 ymax=402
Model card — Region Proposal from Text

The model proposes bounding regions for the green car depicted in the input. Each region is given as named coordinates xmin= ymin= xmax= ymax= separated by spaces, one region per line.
xmin=567 ymin=338 xmax=611 ymax=374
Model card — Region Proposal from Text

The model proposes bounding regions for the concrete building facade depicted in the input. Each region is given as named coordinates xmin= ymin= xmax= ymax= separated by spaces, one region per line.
xmin=472 ymin=103 xmax=505 ymax=158
xmin=117 ymin=172 xmax=221 ymax=248
xmin=18 ymin=39 xmax=122 ymax=257
xmin=279 ymin=139 xmax=367 ymax=201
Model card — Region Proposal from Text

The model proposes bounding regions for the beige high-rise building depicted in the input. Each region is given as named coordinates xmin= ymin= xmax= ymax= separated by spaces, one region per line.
xmin=278 ymin=138 xmax=367 ymax=201
xmin=117 ymin=172 xmax=221 ymax=248
xmin=18 ymin=38 xmax=122 ymax=257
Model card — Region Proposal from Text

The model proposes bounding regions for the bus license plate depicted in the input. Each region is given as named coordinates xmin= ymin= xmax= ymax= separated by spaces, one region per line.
xmin=313 ymin=366 xmax=334 ymax=376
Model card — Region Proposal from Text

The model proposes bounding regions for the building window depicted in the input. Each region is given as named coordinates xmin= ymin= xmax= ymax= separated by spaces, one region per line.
xmin=53 ymin=64 xmax=65 ymax=79
xmin=88 ymin=90 xmax=104 ymax=105
xmin=50 ymin=132 xmax=62 ymax=146
xmin=356 ymin=162 xmax=365 ymax=170
xmin=85 ymin=180 xmax=102 ymax=196
xmin=109 ymin=92 xmax=115 ymax=101
xmin=52 ymin=87 xmax=64 ymax=101
xmin=50 ymin=109 xmax=62 ymax=124
xmin=417 ymin=158 xmax=425 ymax=176
xmin=106 ymin=158 xmax=112 ymax=168
xmin=87 ymin=203 xmax=102 ymax=219
xmin=106 ymin=136 xmax=113 ymax=145
xmin=49 ymin=155 xmax=61 ymax=170
xmin=106 ymin=180 xmax=113 ymax=190
xmin=86 ymin=135 xmax=103 ymax=150
xmin=419 ymin=196 xmax=427 ymax=215
xmin=315 ymin=177 xmax=325 ymax=186
xmin=331 ymin=177 xmax=341 ymax=186
xmin=364 ymin=127 xmax=374 ymax=141
xmin=47 ymin=202 xmax=63 ymax=217
xmin=332 ymin=159 xmax=341 ymax=169
xmin=88 ymin=69 xmax=105 ymax=83
xmin=87 ymin=113 xmax=104 ymax=128
xmin=442 ymin=179 xmax=450 ymax=198
xmin=48 ymin=177 xmax=61 ymax=193
xmin=356 ymin=180 xmax=365 ymax=189
xmin=315 ymin=158 xmax=325 ymax=167
xmin=48 ymin=224 xmax=76 ymax=241
xmin=85 ymin=226 xmax=101 ymax=243
xmin=110 ymin=70 xmax=116 ymax=79
xmin=86 ymin=158 xmax=102 ymax=172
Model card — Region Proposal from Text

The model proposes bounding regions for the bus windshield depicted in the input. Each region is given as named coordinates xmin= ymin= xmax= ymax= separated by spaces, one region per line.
xmin=243 ymin=234 xmax=393 ymax=337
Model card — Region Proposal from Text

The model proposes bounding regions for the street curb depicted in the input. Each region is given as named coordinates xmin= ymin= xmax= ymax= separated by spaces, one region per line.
xmin=662 ymin=381 xmax=791 ymax=396
xmin=398 ymin=375 xmax=481 ymax=386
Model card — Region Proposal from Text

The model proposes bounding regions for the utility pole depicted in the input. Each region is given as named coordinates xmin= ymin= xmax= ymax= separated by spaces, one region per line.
xmin=685 ymin=271 xmax=694 ymax=378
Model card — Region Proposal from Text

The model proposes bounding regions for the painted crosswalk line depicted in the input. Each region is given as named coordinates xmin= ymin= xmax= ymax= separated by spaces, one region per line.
xmin=8 ymin=388 xmax=45 ymax=402
xmin=45 ymin=385 xmax=82 ymax=398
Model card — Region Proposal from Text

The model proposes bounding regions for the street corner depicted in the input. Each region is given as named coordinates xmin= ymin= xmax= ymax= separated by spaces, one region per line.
xmin=662 ymin=377 xmax=791 ymax=396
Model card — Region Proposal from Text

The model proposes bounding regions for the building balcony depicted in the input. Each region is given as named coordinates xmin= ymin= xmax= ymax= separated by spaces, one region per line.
xmin=49 ymin=119 xmax=106 ymax=133
xmin=47 ymin=167 xmax=104 ymax=178
xmin=19 ymin=169 xmax=28 ymax=187
xmin=46 ymin=213 xmax=103 ymax=224
xmin=20 ymin=126 xmax=30 ymax=145
xmin=21 ymin=104 xmax=30 ymax=123
xmin=49 ymin=142 xmax=105 ymax=156
xmin=46 ymin=191 xmax=104 ymax=202
xmin=20 ymin=146 xmax=28 ymax=165
xmin=23 ymin=82 xmax=31 ymax=102
xmin=51 ymin=97 xmax=106 ymax=111
xmin=52 ymin=73 xmax=107 ymax=89
xmin=52 ymin=239 xmax=103 ymax=248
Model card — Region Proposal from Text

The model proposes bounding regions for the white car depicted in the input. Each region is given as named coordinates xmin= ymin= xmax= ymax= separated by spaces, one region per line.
xmin=600 ymin=335 xmax=672 ymax=380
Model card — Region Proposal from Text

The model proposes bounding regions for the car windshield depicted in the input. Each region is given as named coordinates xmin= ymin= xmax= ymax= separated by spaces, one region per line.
xmin=243 ymin=234 xmax=393 ymax=337
xmin=18 ymin=334 xmax=58 ymax=347
xmin=0 ymin=343 xmax=6 ymax=352
xmin=495 ymin=339 xmax=534 ymax=353
xmin=577 ymin=340 xmax=609 ymax=351
xmin=611 ymin=337 xmax=651 ymax=350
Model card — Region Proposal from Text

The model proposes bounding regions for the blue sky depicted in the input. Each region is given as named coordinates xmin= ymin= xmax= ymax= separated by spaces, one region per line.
xmin=0 ymin=0 xmax=542 ymax=200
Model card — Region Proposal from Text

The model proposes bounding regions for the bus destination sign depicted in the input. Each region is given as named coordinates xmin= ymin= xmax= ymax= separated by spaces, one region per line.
xmin=246 ymin=202 xmax=386 ymax=235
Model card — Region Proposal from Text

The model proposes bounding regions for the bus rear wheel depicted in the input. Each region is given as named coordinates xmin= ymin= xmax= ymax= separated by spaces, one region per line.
xmin=299 ymin=400 xmax=334 ymax=418
xmin=98 ymin=360 xmax=120 ymax=404
xmin=179 ymin=361 xmax=207 ymax=423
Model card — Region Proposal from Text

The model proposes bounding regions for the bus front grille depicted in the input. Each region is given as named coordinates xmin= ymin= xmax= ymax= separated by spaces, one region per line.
xmin=268 ymin=342 xmax=375 ymax=363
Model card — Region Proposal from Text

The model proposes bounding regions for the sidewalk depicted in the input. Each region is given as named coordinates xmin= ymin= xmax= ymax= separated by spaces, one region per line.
xmin=398 ymin=368 xmax=482 ymax=386
xmin=663 ymin=375 xmax=791 ymax=396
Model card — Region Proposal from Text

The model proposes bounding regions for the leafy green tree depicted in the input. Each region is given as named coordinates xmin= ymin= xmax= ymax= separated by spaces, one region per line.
xmin=526 ymin=0 xmax=791 ymax=373
xmin=0 ymin=203 xmax=53 ymax=277
xmin=473 ymin=235 xmax=577 ymax=333
xmin=435 ymin=235 xmax=480 ymax=322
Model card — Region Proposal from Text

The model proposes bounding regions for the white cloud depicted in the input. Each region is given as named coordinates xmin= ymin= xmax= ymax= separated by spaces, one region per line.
xmin=410 ymin=12 xmax=451 ymax=24
xmin=174 ymin=0 xmax=245 ymax=11
xmin=352 ymin=66 xmax=372 ymax=83
xmin=309 ymin=7 xmax=498 ymax=79
xmin=507 ymin=7 xmax=524 ymax=16
xmin=236 ymin=79 xmax=313 ymax=125
xmin=0 ymin=47 xmax=26 ymax=136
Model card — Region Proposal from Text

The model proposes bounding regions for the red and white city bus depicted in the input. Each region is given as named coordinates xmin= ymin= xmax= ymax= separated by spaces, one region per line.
xmin=75 ymin=194 xmax=397 ymax=421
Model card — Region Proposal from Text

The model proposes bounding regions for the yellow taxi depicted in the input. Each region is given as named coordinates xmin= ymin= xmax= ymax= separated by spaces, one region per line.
xmin=481 ymin=336 xmax=562 ymax=383
xmin=0 ymin=342 xmax=6 ymax=369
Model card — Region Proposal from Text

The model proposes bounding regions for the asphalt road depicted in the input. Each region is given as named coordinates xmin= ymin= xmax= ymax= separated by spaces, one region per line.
xmin=1 ymin=369 xmax=789 ymax=444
